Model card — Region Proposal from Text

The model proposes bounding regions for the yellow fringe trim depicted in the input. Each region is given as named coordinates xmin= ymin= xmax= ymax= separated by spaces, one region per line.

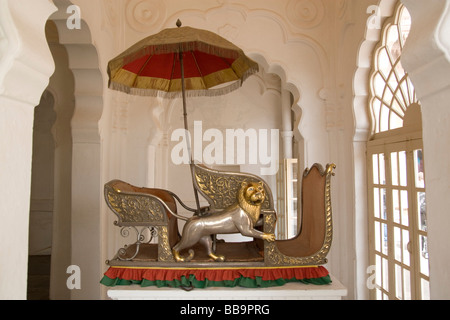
xmin=111 ymin=64 xmax=246 ymax=92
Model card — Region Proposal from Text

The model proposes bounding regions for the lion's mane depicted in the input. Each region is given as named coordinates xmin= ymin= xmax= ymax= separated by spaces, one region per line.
xmin=237 ymin=182 xmax=265 ymax=225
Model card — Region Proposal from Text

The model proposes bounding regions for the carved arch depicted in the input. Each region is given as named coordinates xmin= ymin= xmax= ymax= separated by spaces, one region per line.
xmin=47 ymin=0 xmax=104 ymax=299
xmin=351 ymin=0 xmax=399 ymax=300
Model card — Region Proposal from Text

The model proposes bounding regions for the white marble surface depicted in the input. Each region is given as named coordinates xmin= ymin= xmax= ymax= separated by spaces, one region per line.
xmin=107 ymin=275 xmax=347 ymax=300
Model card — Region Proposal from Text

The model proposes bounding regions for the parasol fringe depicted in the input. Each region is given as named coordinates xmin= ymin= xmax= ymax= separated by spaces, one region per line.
xmin=110 ymin=80 xmax=240 ymax=99
xmin=108 ymin=64 xmax=259 ymax=99
xmin=240 ymin=63 xmax=259 ymax=85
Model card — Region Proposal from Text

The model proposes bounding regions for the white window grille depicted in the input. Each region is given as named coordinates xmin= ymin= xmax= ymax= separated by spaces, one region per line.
xmin=367 ymin=3 xmax=429 ymax=300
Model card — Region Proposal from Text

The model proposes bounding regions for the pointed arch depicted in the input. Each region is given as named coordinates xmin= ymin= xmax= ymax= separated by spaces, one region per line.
xmin=365 ymin=2 xmax=429 ymax=300
xmin=369 ymin=4 xmax=419 ymax=135
xmin=352 ymin=0 xmax=399 ymax=300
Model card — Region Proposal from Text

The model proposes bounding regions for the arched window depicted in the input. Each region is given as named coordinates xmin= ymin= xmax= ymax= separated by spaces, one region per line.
xmin=367 ymin=3 xmax=429 ymax=300
xmin=370 ymin=6 xmax=418 ymax=134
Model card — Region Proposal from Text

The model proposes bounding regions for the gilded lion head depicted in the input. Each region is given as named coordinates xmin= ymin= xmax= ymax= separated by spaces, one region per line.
xmin=238 ymin=181 xmax=266 ymax=224
xmin=240 ymin=181 xmax=265 ymax=206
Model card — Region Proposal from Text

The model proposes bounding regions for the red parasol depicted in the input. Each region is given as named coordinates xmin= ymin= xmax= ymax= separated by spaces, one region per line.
xmin=107 ymin=20 xmax=259 ymax=210
xmin=108 ymin=20 xmax=258 ymax=99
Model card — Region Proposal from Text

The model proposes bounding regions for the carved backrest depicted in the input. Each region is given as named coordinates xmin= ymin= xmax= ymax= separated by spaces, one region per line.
xmin=298 ymin=163 xmax=334 ymax=255
xmin=104 ymin=179 xmax=176 ymax=227
xmin=192 ymin=164 xmax=274 ymax=213
xmin=104 ymin=179 xmax=180 ymax=260
xmin=268 ymin=163 xmax=335 ymax=266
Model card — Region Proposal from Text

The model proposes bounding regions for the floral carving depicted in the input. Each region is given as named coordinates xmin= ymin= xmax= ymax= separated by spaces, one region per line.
xmin=194 ymin=166 xmax=272 ymax=211
xmin=105 ymin=185 xmax=166 ymax=224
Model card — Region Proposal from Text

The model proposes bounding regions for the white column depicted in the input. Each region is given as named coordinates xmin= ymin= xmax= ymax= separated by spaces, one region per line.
xmin=402 ymin=0 xmax=450 ymax=299
xmin=50 ymin=0 xmax=104 ymax=299
xmin=0 ymin=0 xmax=56 ymax=299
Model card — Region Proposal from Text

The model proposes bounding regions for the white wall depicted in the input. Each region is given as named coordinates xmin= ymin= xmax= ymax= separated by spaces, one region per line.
xmin=0 ymin=0 xmax=56 ymax=300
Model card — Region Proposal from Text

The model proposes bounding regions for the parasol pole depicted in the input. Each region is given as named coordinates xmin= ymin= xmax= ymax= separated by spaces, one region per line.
xmin=178 ymin=32 xmax=201 ymax=214
xmin=179 ymin=51 xmax=192 ymax=163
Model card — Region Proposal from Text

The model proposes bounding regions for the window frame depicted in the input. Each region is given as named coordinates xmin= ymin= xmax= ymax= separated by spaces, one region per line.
xmin=367 ymin=2 xmax=429 ymax=300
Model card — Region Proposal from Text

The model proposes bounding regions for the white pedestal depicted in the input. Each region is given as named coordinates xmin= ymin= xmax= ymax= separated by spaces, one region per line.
xmin=106 ymin=275 xmax=347 ymax=300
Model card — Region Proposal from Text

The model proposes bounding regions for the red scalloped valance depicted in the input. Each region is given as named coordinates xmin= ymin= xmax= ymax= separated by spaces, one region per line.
xmin=100 ymin=265 xmax=331 ymax=288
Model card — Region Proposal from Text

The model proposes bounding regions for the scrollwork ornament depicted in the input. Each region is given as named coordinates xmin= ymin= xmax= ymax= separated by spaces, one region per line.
xmin=120 ymin=226 xmax=132 ymax=238
xmin=126 ymin=0 xmax=166 ymax=33
xmin=286 ymin=0 xmax=325 ymax=29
